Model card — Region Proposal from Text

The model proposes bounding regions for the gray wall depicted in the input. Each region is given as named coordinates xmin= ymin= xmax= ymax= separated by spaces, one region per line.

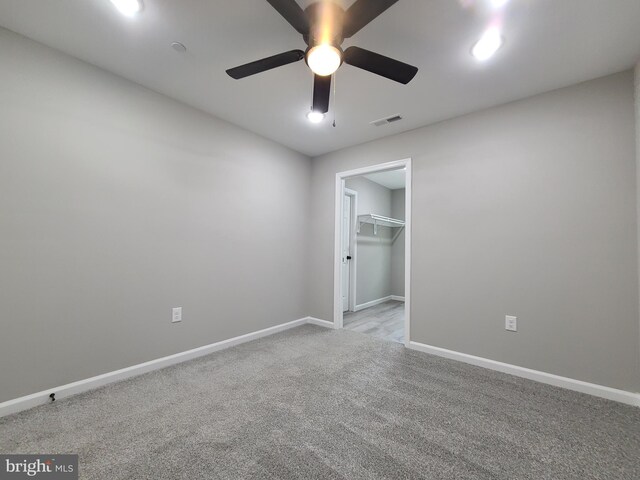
xmin=345 ymin=177 xmax=393 ymax=306
xmin=309 ymin=71 xmax=640 ymax=392
xmin=390 ymin=189 xmax=405 ymax=297
xmin=0 ymin=28 xmax=311 ymax=402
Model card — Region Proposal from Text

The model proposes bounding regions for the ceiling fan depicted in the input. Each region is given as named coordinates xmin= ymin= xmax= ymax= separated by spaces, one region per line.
xmin=226 ymin=0 xmax=419 ymax=119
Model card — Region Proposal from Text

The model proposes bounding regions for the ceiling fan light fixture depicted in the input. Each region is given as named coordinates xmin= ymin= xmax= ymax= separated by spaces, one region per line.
xmin=306 ymin=110 xmax=325 ymax=123
xmin=307 ymin=44 xmax=342 ymax=77
xmin=226 ymin=0 xmax=419 ymax=120
xmin=109 ymin=0 xmax=143 ymax=17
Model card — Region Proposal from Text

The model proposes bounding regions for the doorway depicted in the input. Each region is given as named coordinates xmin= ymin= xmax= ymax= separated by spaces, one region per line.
xmin=333 ymin=159 xmax=411 ymax=346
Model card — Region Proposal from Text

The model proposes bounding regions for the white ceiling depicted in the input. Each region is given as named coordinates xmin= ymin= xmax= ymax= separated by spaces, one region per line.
xmin=1 ymin=1 xmax=639 ymax=157
xmin=364 ymin=169 xmax=406 ymax=190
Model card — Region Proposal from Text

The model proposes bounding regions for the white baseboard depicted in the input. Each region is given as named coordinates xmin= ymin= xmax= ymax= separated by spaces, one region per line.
xmin=4 ymin=320 xmax=637 ymax=417
xmin=0 ymin=317 xmax=311 ymax=418
xmin=390 ymin=295 xmax=405 ymax=302
xmin=354 ymin=295 xmax=392 ymax=312
xmin=408 ymin=341 xmax=640 ymax=407
xmin=305 ymin=317 xmax=335 ymax=329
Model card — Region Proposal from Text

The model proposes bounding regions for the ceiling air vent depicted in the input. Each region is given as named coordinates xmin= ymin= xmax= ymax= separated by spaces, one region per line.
xmin=370 ymin=114 xmax=403 ymax=127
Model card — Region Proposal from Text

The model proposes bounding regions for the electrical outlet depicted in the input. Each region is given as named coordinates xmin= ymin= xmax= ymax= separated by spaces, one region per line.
xmin=172 ymin=307 xmax=182 ymax=323
xmin=505 ymin=315 xmax=517 ymax=332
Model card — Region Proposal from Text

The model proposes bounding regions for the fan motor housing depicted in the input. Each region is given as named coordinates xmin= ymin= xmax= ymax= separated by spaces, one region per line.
xmin=303 ymin=1 xmax=345 ymax=48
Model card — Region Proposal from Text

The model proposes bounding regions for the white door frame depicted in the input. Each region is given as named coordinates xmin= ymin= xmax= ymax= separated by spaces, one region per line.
xmin=333 ymin=158 xmax=412 ymax=346
xmin=344 ymin=188 xmax=358 ymax=312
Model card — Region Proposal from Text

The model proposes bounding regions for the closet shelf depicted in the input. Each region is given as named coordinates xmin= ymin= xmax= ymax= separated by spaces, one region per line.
xmin=357 ymin=214 xmax=405 ymax=237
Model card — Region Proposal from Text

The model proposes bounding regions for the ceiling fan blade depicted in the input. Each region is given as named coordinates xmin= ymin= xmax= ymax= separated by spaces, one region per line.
xmin=226 ymin=50 xmax=305 ymax=79
xmin=312 ymin=74 xmax=332 ymax=113
xmin=343 ymin=46 xmax=418 ymax=84
xmin=342 ymin=0 xmax=399 ymax=38
xmin=265 ymin=0 xmax=309 ymax=34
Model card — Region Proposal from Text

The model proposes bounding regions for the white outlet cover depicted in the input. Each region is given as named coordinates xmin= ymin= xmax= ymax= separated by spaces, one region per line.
xmin=172 ymin=307 xmax=182 ymax=323
xmin=505 ymin=315 xmax=517 ymax=332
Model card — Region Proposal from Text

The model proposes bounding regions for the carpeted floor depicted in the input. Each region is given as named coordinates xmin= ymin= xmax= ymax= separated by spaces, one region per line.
xmin=1 ymin=325 xmax=639 ymax=479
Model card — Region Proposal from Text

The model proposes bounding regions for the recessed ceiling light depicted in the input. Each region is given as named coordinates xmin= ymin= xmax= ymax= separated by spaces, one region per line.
xmin=109 ymin=0 xmax=143 ymax=17
xmin=307 ymin=111 xmax=325 ymax=123
xmin=471 ymin=28 xmax=504 ymax=61
xmin=491 ymin=0 xmax=510 ymax=7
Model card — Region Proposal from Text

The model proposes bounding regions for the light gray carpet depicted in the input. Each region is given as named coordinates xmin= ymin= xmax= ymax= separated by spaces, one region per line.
xmin=1 ymin=325 xmax=639 ymax=479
